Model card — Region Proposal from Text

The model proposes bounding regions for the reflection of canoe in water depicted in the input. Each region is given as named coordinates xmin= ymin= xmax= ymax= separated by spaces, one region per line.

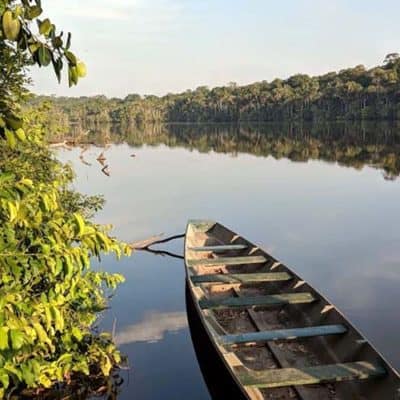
xmin=184 ymin=220 xmax=400 ymax=400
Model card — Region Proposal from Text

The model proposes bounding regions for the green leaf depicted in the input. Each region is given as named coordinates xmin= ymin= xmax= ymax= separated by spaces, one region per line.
xmin=26 ymin=5 xmax=43 ymax=20
xmin=50 ymin=305 xmax=64 ymax=331
xmin=32 ymin=322 xmax=52 ymax=348
xmin=63 ymin=256 xmax=73 ymax=279
xmin=68 ymin=66 xmax=79 ymax=87
xmin=20 ymin=178 xmax=33 ymax=187
xmin=44 ymin=306 xmax=52 ymax=331
xmin=7 ymin=202 xmax=18 ymax=222
xmin=38 ymin=373 xmax=52 ymax=388
xmin=38 ymin=45 xmax=52 ymax=67
xmin=0 ymin=328 xmax=9 ymax=350
xmin=10 ymin=329 xmax=24 ymax=350
xmin=74 ymin=360 xmax=89 ymax=375
xmin=100 ymin=355 xmax=112 ymax=376
xmin=15 ymin=128 xmax=26 ymax=141
xmin=65 ymin=51 xmax=77 ymax=66
xmin=2 ymin=10 xmax=21 ymax=41
xmin=73 ymin=213 xmax=85 ymax=236
xmin=21 ymin=364 xmax=35 ymax=387
xmin=39 ymin=18 xmax=52 ymax=36
xmin=0 ymin=369 xmax=9 ymax=389
xmin=29 ymin=42 xmax=40 ymax=54
xmin=4 ymin=129 xmax=16 ymax=149
xmin=52 ymin=58 xmax=63 ymax=83
xmin=76 ymin=61 xmax=87 ymax=78
xmin=4 ymin=115 xmax=23 ymax=129
xmin=3 ymin=365 xmax=22 ymax=381
xmin=71 ymin=327 xmax=83 ymax=341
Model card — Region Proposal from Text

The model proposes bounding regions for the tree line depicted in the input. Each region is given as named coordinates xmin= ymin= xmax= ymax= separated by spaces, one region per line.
xmin=34 ymin=53 xmax=400 ymax=124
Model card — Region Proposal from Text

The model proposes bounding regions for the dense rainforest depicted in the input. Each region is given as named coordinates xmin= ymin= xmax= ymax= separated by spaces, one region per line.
xmin=34 ymin=54 xmax=400 ymax=124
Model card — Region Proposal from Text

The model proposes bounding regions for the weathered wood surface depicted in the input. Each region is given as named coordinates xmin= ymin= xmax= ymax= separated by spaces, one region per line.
xmin=187 ymin=255 xmax=267 ymax=267
xmin=199 ymin=292 xmax=316 ymax=310
xmin=243 ymin=296 xmax=332 ymax=400
xmin=191 ymin=272 xmax=291 ymax=285
xmin=220 ymin=324 xmax=347 ymax=345
xmin=129 ymin=233 xmax=165 ymax=249
xmin=235 ymin=361 xmax=386 ymax=388
xmin=189 ymin=244 xmax=248 ymax=252
xmin=130 ymin=233 xmax=185 ymax=250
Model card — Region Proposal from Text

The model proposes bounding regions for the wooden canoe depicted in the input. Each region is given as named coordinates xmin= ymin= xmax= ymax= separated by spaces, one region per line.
xmin=184 ymin=220 xmax=400 ymax=400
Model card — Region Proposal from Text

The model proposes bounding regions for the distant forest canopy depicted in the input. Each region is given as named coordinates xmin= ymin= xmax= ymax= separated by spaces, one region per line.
xmin=33 ymin=54 xmax=400 ymax=123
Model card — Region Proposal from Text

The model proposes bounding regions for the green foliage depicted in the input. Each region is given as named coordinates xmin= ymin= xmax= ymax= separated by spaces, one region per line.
xmin=0 ymin=114 xmax=131 ymax=399
xmin=34 ymin=54 xmax=400 ymax=124
xmin=0 ymin=0 xmax=87 ymax=139
xmin=0 ymin=1 xmax=130 ymax=397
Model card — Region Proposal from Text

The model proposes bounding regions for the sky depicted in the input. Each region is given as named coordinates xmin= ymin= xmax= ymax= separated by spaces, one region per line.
xmin=31 ymin=0 xmax=400 ymax=98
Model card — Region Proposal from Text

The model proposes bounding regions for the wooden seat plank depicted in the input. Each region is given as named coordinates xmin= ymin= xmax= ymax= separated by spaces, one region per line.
xmin=189 ymin=244 xmax=248 ymax=252
xmin=235 ymin=361 xmax=386 ymax=388
xmin=220 ymin=324 xmax=347 ymax=345
xmin=187 ymin=255 xmax=267 ymax=267
xmin=199 ymin=292 xmax=316 ymax=310
xmin=191 ymin=272 xmax=291 ymax=285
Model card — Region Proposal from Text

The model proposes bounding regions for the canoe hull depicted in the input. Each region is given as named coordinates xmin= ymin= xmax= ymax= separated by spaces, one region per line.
xmin=184 ymin=219 xmax=400 ymax=400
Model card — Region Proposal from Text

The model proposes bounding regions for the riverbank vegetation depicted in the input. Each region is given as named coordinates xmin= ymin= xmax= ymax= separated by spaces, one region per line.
xmin=0 ymin=1 xmax=129 ymax=397
xmin=34 ymin=54 xmax=400 ymax=124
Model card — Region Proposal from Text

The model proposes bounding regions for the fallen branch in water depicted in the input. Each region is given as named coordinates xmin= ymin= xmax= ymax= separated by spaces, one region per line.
xmin=129 ymin=233 xmax=164 ymax=249
xmin=129 ymin=233 xmax=185 ymax=250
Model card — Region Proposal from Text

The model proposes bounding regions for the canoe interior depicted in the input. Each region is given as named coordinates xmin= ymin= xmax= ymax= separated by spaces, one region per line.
xmin=184 ymin=220 xmax=400 ymax=400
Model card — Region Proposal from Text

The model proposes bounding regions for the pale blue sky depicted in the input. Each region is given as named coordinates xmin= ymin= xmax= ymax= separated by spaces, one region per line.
xmin=31 ymin=0 xmax=400 ymax=97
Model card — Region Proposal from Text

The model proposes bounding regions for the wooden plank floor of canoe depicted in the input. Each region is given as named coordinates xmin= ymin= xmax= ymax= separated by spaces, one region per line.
xmin=230 ymin=287 xmax=338 ymax=400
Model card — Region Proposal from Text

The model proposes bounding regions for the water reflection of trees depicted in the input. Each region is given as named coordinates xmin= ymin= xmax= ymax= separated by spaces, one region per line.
xmin=70 ymin=122 xmax=400 ymax=180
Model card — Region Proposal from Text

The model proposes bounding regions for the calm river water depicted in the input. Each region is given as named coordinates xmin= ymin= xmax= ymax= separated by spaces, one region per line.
xmin=58 ymin=123 xmax=400 ymax=399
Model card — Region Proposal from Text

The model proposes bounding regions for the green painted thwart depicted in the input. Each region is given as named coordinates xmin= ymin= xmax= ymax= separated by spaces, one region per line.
xmin=235 ymin=361 xmax=386 ymax=388
xmin=220 ymin=324 xmax=347 ymax=345
xmin=187 ymin=255 xmax=267 ymax=267
xmin=199 ymin=292 xmax=316 ymax=310
xmin=191 ymin=272 xmax=291 ymax=285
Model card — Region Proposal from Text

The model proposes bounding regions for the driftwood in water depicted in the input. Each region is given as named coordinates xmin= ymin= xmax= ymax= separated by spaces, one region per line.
xmin=129 ymin=233 xmax=185 ymax=250
xmin=129 ymin=233 xmax=164 ymax=249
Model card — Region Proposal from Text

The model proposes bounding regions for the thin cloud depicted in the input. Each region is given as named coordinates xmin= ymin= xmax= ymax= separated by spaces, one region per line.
xmin=55 ymin=0 xmax=140 ymax=20
xmin=63 ymin=7 xmax=131 ymax=21
xmin=115 ymin=311 xmax=188 ymax=345
xmin=58 ymin=0 xmax=184 ymax=27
